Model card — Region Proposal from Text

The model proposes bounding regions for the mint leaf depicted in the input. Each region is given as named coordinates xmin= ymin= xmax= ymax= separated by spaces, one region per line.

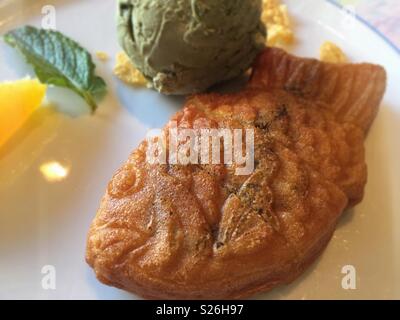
xmin=3 ymin=26 xmax=106 ymax=112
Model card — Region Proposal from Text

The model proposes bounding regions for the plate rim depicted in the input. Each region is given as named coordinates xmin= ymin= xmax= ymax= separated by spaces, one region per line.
xmin=325 ymin=0 xmax=400 ymax=56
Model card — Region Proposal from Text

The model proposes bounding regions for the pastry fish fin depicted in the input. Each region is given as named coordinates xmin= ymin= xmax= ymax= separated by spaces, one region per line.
xmin=249 ymin=48 xmax=387 ymax=133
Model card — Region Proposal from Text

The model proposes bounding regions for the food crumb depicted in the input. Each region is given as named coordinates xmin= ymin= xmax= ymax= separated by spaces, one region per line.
xmin=262 ymin=0 xmax=294 ymax=47
xmin=95 ymin=51 xmax=109 ymax=62
xmin=113 ymin=52 xmax=148 ymax=87
xmin=320 ymin=41 xmax=347 ymax=63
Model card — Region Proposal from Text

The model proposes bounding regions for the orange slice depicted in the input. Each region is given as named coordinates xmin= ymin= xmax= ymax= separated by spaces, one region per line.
xmin=0 ymin=78 xmax=47 ymax=147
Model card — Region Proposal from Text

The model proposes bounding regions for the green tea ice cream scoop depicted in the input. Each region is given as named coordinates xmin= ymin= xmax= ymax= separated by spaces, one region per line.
xmin=117 ymin=0 xmax=266 ymax=95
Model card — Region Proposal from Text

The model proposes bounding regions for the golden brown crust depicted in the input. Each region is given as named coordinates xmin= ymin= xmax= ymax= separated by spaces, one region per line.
xmin=249 ymin=48 xmax=387 ymax=133
xmin=86 ymin=48 xmax=386 ymax=299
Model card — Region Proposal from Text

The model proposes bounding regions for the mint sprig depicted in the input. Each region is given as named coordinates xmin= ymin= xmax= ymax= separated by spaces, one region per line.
xmin=3 ymin=26 xmax=106 ymax=112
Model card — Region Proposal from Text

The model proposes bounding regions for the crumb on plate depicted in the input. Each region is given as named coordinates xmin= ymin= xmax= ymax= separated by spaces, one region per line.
xmin=95 ymin=51 xmax=109 ymax=62
xmin=320 ymin=41 xmax=347 ymax=63
xmin=113 ymin=52 xmax=148 ymax=87
xmin=262 ymin=0 xmax=294 ymax=47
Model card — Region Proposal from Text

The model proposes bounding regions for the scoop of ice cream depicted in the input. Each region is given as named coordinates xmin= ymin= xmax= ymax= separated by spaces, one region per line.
xmin=117 ymin=0 xmax=266 ymax=95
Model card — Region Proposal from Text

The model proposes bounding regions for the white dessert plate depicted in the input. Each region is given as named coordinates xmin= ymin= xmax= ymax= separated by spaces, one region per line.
xmin=0 ymin=0 xmax=399 ymax=299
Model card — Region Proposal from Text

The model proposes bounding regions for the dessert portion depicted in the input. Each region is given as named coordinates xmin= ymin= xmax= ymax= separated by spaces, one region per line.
xmin=117 ymin=0 xmax=266 ymax=95
xmin=114 ymin=0 xmax=347 ymax=90
xmin=86 ymin=48 xmax=386 ymax=299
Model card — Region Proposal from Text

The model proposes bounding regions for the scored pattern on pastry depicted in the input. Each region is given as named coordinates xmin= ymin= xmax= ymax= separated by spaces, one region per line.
xmin=86 ymin=48 xmax=386 ymax=299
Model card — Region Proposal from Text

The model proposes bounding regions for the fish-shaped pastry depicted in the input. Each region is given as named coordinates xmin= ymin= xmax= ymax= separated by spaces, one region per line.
xmin=86 ymin=48 xmax=386 ymax=299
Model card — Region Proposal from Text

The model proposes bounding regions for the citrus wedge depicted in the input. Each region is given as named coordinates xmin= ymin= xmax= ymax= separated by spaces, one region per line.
xmin=0 ymin=78 xmax=47 ymax=147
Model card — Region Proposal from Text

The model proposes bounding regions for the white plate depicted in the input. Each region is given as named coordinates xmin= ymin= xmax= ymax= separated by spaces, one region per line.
xmin=0 ymin=0 xmax=399 ymax=300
